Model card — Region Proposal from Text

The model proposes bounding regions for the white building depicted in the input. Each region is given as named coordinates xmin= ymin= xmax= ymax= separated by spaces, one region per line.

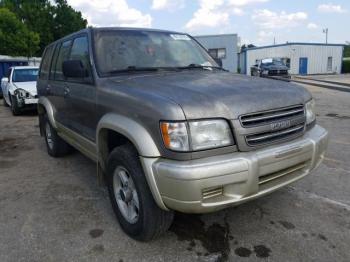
xmin=239 ymin=43 xmax=344 ymax=75
xmin=195 ymin=34 xmax=239 ymax=72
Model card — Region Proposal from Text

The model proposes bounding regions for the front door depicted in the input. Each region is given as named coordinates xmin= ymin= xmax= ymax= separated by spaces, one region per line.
xmin=63 ymin=35 xmax=97 ymax=141
xmin=299 ymin=57 xmax=308 ymax=75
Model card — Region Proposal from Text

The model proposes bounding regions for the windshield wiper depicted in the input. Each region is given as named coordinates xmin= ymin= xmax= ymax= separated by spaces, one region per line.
xmin=177 ymin=63 xmax=227 ymax=71
xmin=106 ymin=66 xmax=161 ymax=74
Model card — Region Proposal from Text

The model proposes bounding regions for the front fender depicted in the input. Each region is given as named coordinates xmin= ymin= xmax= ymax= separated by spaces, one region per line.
xmin=97 ymin=113 xmax=168 ymax=210
xmin=97 ymin=113 xmax=160 ymax=158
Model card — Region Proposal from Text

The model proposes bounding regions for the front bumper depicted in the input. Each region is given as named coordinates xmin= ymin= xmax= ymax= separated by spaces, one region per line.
xmin=16 ymin=97 xmax=38 ymax=107
xmin=145 ymin=125 xmax=328 ymax=213
xmin=24 ymin=98 xmax=38 ymax=105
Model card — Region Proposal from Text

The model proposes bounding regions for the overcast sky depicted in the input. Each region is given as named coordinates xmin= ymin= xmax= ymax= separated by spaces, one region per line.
xmin=66 ymin=0 xmax=350 ymax=46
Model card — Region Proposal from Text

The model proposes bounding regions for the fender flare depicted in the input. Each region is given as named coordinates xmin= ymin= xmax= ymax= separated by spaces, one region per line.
xmin=97 ymin=113 xmax=160 ymax=160
xmin=37 ymin=97 xmax=57 ymax=129
xmin=97 ymin=113 xmax=168 ymax=210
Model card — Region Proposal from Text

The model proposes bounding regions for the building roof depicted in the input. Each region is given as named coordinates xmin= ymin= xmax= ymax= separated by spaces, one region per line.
xmin=0 ymin=55 xmax=41 ymax=62
xmin=243 ymin=42 xmax=345 ymax=52
xmin=12 ymin=66 xmax=39 ymax=69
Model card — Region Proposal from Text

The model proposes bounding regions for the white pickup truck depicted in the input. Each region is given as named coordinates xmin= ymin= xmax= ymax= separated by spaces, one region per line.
xmin=1 ymin=66 xmax=39 ymax=115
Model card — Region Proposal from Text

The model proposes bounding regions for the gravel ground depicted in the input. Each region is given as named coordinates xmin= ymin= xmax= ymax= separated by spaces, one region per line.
xmin=0 ymin=83 xmax=349 ymax=262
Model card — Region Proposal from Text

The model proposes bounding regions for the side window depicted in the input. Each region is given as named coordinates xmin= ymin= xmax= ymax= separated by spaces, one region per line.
xmin=68 ymin=36 xmax=92 ymax=82
xmin=49 ymin=43 xmax=60 ymax=80
xmin=208 ymin=48 xmax=226 ymax=59
xmin=53 ymin=40 xmax=72 ymax=80
xmin=39 ymin=45 xmax=54 ymax=80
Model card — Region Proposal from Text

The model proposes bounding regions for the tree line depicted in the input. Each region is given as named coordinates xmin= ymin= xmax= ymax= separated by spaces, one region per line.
xmin=344 ymin=45 xmax=350 ymax=57
xmin=0 ymin=0 xmax=87 ymax=57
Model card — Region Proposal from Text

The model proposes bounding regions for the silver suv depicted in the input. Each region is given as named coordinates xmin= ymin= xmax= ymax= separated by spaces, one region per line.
xmin=37 ymin=27 xmax=329 ymax=241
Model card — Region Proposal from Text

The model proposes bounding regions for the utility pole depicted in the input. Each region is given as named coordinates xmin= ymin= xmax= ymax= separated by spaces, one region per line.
xmin=323 ymin=28 xmax=328 ymax=44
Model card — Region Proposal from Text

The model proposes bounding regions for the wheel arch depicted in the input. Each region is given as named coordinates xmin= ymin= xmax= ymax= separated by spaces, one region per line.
xmin=38 ymin=97 xmax=57 ymax=129
xmin=96 ymin=113 xmax=167 ymax=210
xmin=96 ymin=113 xmax=160 ymax=169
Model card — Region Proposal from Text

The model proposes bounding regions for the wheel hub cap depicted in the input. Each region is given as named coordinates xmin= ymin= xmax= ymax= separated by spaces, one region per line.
xmin=45 ymin=123 xmax=53 ymax=150
xmin=113 ymin=166 xmax=139 ymax=224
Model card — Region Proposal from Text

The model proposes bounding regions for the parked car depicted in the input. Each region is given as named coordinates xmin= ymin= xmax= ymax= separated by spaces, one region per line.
xmin=251 ymin=58 xmax=291 ymax=79
xmin=37 ymin=27 xmax=329 ymax=241
xmin=0 ymin=59 xmax=30 ymax=98
xmin=2 ymin=66 xmax=39 ymax=115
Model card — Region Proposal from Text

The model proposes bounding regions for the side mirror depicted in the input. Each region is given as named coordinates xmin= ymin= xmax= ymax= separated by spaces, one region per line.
xmin=62 ymin=60 xmax=88 ymax=78
xmin=214 ymin=58 xmax=223 ymax=67
xmin=1 ymin=77 xmax=9 ymax=83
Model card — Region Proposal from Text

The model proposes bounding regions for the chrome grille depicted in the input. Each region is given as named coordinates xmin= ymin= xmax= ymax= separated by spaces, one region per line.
xmin=240 ymin=105 xmax=304 ymax=127
xmin=268 ymin=70 xmax=288 ymax=76
xmin=246 ymin=124 xmax=304 ymax=146
xmin=239 ymin=105 xmax=306 ymax=148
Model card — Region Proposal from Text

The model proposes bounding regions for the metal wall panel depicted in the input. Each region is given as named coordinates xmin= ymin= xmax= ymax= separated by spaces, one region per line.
xmin=245 ymin=44 xmax=343 ymax=75
xmin=195 ymin=34 xmax=239 ymax=72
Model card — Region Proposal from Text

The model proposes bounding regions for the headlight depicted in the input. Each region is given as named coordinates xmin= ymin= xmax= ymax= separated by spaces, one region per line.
xmin=160 ymin=122 xmax=189 ymax=151
xmin=305 ymin=99 xmax=316 ymax=125
xmin=262 ymin=70 xmax=269 ymax=75
xmin=14 ymin=88 xmax=28 ymax=98
xmin=160 ymin=119 xmax=234 ymax=151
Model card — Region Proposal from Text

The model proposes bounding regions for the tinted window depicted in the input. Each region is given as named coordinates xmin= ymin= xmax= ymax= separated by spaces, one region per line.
xmin=54 ymin=40 xmax=72 ymax=80
xmin=68 ymin=36 xmax=92 ymax=81
xmin=49 ymin=44 xmax=60 ymax=80
xmin=12 ymin=69 xmax=39 ymax=82
xmin=39 ymin=45 xmax=54 ymax=79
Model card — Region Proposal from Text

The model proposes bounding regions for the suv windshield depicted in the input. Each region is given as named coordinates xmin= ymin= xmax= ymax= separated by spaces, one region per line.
xmin=261 ymin=59 xmax=285 ymax=66
xmin=93 ymin=30 xmax=218 ymax=75
xmin=12 ymin=69 xmax=38 ymax=82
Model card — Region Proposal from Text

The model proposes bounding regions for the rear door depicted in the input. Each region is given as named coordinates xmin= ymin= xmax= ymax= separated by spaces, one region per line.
xmin=37 ymin=44 xmax=55 ymax=108
xmin=49 ymin=39 xmax=73 ymax=126
xmin=62 ymin=35 xmax=96 ymax=141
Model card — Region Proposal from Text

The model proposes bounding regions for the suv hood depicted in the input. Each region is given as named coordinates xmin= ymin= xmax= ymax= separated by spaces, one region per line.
xmin=13 ymin=81 xmax=37 ymax=96
xmin=111 ymin=71 xmax=311 ymax=120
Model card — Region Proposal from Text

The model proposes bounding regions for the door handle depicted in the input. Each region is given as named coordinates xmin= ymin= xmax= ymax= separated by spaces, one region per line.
xmin=46 ymin=85 xmax=51 ymax=93
xmin=63 ymin=86 xmax=70 ymax=97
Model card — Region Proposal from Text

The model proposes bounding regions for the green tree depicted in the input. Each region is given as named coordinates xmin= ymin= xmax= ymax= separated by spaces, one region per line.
xmin=53 ymin=0 xmax=87 ymax=40
xmin=0 ymin=0 xmax=87 ymax=56
xmin=0 ymin=8 xmax=40 ymax=57
xmin=344 ymin=45 xmax=350 ymax=57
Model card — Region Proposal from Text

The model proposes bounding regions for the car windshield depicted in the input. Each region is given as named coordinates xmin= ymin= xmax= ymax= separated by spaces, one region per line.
xmin=12 ymin=69 xmax=38 ymax=82
xmin=261 ymin=59 xmax=285 ymax=66
xmin=93 ymin=30 xmax=218 ymax=75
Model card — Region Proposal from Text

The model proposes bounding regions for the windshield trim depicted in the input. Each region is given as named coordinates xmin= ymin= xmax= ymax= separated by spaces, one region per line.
xmin=91 ymin=28 xmax=220 ymax=78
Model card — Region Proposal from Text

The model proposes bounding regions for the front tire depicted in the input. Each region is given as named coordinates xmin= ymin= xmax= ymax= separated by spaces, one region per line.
xmin=43 ymin=115 xmax=71 ymax=157
xmin=107 ymin=144 xmax=174 ymax=241
xmin=10 ymin=95 xmax=21 ymax=115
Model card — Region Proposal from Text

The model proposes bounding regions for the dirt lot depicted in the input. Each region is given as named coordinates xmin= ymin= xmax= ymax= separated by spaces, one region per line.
xmin=0 ymin=83 xmax=349 ymax=262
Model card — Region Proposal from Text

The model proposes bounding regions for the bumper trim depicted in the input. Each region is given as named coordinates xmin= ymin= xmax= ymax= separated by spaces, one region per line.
xmin=144 ymin=125 xmax=328 ymax=213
